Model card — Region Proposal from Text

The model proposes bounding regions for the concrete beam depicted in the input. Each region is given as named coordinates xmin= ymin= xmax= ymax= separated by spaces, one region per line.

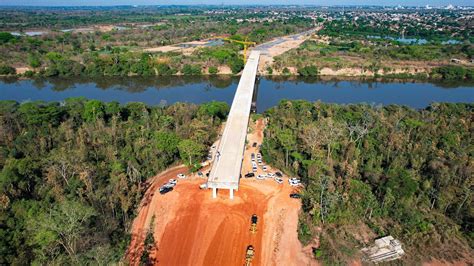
xmin=207 ymin=51 xmax=260 ymax=200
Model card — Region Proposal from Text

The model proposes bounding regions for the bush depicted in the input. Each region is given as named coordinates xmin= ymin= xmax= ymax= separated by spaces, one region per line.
xmin=182 ymin=64 xmax=201 ymax=75
xmin=229 ymin=58 xmax=244 ymax=74
xmin=266 ymin=66 xmax=273 ymax=75
xmin=298 ymin=65 xmax=319 ymax=76
xmin=23 ymin=70 xmax=35 ymax=77
xmin=0 ymin=65 xmax=16 ymax=75
xmin=282 ymin=67 xmax=290 ymax=75
xmin=208 ymin=66 xmax=218 ymax=74
xmin=431 ymin=66 xmax=471 ymax=80
xmin=0 ymin=32 xmax=15 ymax=44
xmin=156 ymin=63 xmax=175 ymax=76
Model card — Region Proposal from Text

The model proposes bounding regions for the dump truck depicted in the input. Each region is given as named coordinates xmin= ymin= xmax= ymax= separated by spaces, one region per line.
xmin=245 ymin=245 xmax=255 ymax=266
xmin=250 ymin=214 xmax=258 ymax=234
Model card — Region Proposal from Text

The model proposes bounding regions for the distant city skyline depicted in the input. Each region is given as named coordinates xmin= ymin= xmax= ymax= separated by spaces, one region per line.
xmin=1 ymin=0 xmax=473 ymax=7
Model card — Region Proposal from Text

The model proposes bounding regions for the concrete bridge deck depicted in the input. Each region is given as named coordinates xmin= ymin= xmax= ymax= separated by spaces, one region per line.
xmin=207 ymin=51 xmax=260 ymax=199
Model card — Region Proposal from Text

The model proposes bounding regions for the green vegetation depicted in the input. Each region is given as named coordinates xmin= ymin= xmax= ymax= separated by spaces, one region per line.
xmin=275 ymin=39 xmax=474 ymax=79
xmin=298 ymin=65 xmax=319 ymax=77
xmin=182 ymin=64 xmax=202 ymax=75
xmin=263 ymin=100 xmax=473 ymax=264
xmin=0 ymin=6 xmax=313 ymax=77
xmin=431 ymin=66 xmax=474 ymax=80
xmin=0 ymin=65 xmax=15 ymax=75
xmin=0 ymin=99 xmax=227 ymax=264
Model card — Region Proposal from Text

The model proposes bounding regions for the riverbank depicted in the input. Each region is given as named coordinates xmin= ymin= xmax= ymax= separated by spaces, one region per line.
xmin=2 ymin=70 xmax=473 ymax=86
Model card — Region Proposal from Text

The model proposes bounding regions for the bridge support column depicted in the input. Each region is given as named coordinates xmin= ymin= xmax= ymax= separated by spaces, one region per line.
xmin=212 ymin=187 xmax=217 ymax=198
xmin=230 ymin=188 xmax=234 ymax=200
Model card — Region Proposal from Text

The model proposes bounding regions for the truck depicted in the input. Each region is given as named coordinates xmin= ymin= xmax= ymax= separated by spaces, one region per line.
xmin=245 ymin=245 xmax=255 ymax=266
xmin=250 ymin=214 xmax=258 ymax=234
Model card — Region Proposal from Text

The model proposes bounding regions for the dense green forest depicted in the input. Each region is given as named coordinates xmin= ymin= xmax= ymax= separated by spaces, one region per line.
xmin=261 ymin=101 xmax=473 ymax=264
xmin=0 ymin=99 xmax=228 ymax=264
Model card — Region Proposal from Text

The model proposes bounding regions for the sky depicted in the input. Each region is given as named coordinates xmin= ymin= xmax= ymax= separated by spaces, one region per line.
xmin=0 ymin=0 xmax=471 ymax=6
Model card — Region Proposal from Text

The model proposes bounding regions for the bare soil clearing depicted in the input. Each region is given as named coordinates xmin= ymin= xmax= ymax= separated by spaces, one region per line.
xmin=127 ymin=119 xmax=317 ymax=266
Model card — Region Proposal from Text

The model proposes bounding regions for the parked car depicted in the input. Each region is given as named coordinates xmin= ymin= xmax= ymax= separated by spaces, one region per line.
xmin=177 ymin=173 xmax=186 ymax=179
xmin=168 ymin=179 xmax=177 ymax=185
xmin=256 ymin=174 xmax=266 ymax=180
xmin=197 ymin=172 xmax=203 ymax=178
xmin=289 ymin=178 xmax=301 ymax=186
xmin=163 ymin=183 xmax=175 ymax=188
xmin=206 ymin=172 xmax=210 ymax=177
xmin=252 ymin=166 xmax=258 ymax=172
xmin=252 ymin=142 xmax=257 ymax=147
xmin=199 ymin=183 xmax=208 ymax=189
xmin=160 ymin=186 xmax=173 ymax=194
xmin=267 ymin=173 xmax=275 ymax=178
xmin=245 ymin=172 xmax=255 ymax=178
xmin=290 ymin=193 xmax=301 ymax=199
xmin=274 ymin=177 xmax=283 ymax=184
xmin=262 ymin=165 xmax=268 ymax=171
xmin=275 ymin=172 xmax=283 ymax=177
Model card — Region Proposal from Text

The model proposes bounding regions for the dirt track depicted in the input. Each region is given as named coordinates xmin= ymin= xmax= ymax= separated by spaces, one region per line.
xmin=127 ymin=119 xmax=317 ymax=266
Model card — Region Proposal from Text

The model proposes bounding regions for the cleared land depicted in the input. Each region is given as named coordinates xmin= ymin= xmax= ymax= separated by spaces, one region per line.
xmin=127 ymin=119 xmax=316 ymax=266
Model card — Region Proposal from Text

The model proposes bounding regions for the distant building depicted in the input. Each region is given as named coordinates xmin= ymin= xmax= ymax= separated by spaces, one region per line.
xmin=361 ymin=236 xmax=405 ymax=263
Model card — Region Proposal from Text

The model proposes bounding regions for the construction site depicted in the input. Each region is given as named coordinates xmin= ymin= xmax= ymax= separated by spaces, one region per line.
xmin=127 ymin=118 xmax=316 ymax=266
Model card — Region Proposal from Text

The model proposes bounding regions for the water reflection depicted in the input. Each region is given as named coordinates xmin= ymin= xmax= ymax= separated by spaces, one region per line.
xmin=24 ymin=75 xmax=239 ymax=92
xmin=0 ymin=76 xmax=473 ymax=112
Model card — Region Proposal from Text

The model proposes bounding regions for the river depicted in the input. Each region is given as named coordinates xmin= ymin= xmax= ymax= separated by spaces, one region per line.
xmin=0 ymin=76 xmax=473 ymax=112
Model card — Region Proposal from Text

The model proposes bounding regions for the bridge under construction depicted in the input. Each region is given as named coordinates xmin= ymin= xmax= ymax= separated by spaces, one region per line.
xmin=207 ymin=50 xmax=260 ymax=199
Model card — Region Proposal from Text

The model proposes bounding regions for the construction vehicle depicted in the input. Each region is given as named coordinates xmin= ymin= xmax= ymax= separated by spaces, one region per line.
xmin=250 ymin=214 xmax=258 ymax=234
xmin=215 ymin=36 xmax=256 ymax=64
xmin=245 ymin=245 xmax=255 ymax=266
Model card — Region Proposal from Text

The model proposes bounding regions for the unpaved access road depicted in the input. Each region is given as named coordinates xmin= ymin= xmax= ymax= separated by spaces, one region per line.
xmin=127 ymin=119 xmax=317 ymax=266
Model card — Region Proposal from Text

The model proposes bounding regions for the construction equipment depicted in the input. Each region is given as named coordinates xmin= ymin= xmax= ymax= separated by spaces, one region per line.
xmin=219 ymin=36 xmax=256 ymax=64
xmin=245 ymin=245 xmax=255 ymax=266
xmin=250 ymin=214 xmax=258 ymax=234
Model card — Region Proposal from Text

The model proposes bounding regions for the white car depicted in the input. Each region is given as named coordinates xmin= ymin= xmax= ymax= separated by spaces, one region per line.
xmin=199 ymin=183 xmax=208 ymax=189
xmin=267 ymin=173 xmax=275 ymax=178
xmin=288 ymin=178 xmax=301 ymax=186
xmin=163 ymin=182 xmax=175 ymax=188
xmin=274 ymin=177 xmax=283 ymax=184
xmin=169 ymin=179 xmax=177 ymax=185
xmin=252 ymin=166 xmax=258 ymax=172
xmin=258 ymin=160 xmax=263 ymax=165
xmin=177 ymin=173 xmax=186 ymax=179
xmin=262 ymin=165 xmax=268 ymax=172
xmin=256 ymin=174 xmax=266 ymax=180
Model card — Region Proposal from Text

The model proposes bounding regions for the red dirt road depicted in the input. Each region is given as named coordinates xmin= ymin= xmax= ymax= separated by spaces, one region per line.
xmin=127 ymin=119 xmax=316 ymax=266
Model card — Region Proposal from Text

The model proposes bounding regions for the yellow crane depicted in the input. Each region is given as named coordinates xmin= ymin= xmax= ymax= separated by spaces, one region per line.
xmin=219 ymin=36 xmax=256 ymax=64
